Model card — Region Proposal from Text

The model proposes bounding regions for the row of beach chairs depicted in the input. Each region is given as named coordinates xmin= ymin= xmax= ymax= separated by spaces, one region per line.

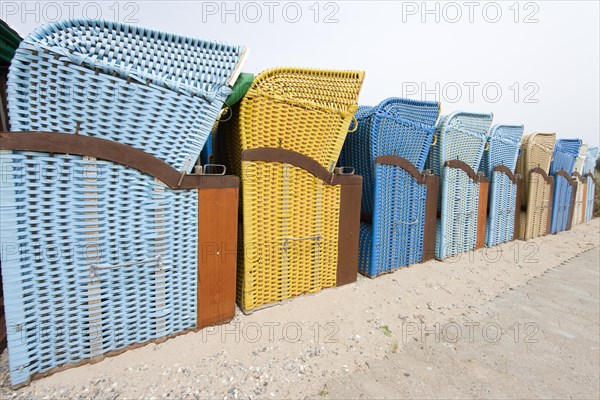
xmin=0 ymin=20 xmax=597 ymax=386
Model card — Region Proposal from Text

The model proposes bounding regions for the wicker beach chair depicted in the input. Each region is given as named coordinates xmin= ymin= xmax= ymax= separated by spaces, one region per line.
xmin=583 ymin=147 xmax=598 ymax=222
xmin=339 ymin=98 xmax=440 ymax=277
xmin=516 ymin=132 xmax=556 ymax=239
xmin=0 ymin=21 xmax=243 ymax=387
xmin=479 ymin=125 xmax=523 ymax=247
xmin=219 ymin=67 xmax=365 ymax=312
xmin=549 ymin=138 xmax=581 ymax=233
xmin=0 ymin=133 xmax=239 ymax=387
xmin=7 ymin=19 xmax=246 ymax=173
xmin=426 ymin=111 xmax=493 ymax=260
xmin=570 ymin=143 xmax=588 ymax=227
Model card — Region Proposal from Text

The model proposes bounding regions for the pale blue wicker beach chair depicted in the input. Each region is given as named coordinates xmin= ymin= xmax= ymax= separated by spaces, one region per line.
xmin=0 ymin=20 xmax=244 ymax=387
xmin=339 ymin=98 xmax=440 ymax=277
xmin=427 ymin=111 xmax=493 ymax=260
xmin=0 ymin=148 xmax=196 ymax=386
xmin=549 ymin=138 xmax=581 ymax=233
xmin=7 ymin=19 xmax=246 ymax=173
xmin=583 ymin=147 xmax=598 ymax=222
xmin=480 ymin=124 xmax=523 ymax=247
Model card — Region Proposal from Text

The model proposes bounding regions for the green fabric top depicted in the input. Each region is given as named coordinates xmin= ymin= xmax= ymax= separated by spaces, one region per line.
xmin=225 ymin=72 xmax=254 ymax=106
xmin=0 ymin=20 xmax=22 ymax=66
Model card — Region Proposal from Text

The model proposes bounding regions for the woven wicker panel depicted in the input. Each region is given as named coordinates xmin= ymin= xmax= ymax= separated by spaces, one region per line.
xmin=550 ymin=173 xmax=574 ymax=233
xmin=436 ymin=166 xmax=480 ymax=259
xmin=8 ymin=20 xmax=244 ymax=173
xmin=427 ymin=111 xmax=493 ymax=176
xmin=479 ymin=124 xmax=522 ymax=247
xmin=550 ymin=138 xmax=581 ymax=175
xmin=571 ymin=177 xmax=585 ymax=227
xmin=230 ymin=68 xmax=364 ymax=169
xmin=519 ymin=170 xmax=552 ymax=239
xmin=480 ymin=124 xmax=523 ymax=176
xmin=583 ymin=147 xmax=598 ymax=175
xmin=485 ymin=171 xmax=517 ymax=246
xmin=585 ymin=176 xmax=595 ymax=222
xmin=238 ymin=160 xmax=340 ymax=311
xmin=573 ymin=143 xmax=588 ymax=174
xmin=516 ymin=132 xmax=556 ymax=176
xmin=358 ymin=164 xmax=428 ymax=276
xmin=340 ymin=98 xmax=438 ymax=217
xmin=0 ymin=150 xmax=197 ymax=386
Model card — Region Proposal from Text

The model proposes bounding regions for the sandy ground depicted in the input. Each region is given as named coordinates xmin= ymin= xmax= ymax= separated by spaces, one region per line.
xmin=1 ymin=219 xmax=599 ymax=399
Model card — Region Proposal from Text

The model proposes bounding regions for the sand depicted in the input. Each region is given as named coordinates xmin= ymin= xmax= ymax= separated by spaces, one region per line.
xmin=1 ymin=219 xmax=598 ymax=399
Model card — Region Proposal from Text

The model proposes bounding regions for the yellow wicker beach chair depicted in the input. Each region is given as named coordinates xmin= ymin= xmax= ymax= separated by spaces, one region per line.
xmin=219 ymin=67 xmax=365 ymax=312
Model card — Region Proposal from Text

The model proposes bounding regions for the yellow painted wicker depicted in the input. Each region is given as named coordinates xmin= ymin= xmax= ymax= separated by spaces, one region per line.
xmin=226 ymin=67 xmax=364 ymax=171
xmin=240 ymin=160 xmax=341 ymax=310
xmin=219 ymin=67 xmax=365 ymax=312
xmin=516 ymin=132 xmax=556 ymax=239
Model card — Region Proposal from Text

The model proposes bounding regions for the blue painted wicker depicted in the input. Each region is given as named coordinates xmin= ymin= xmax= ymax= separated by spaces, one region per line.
xmin=340 ymin=98 xmax=439 ymax=216
xmin=583 ymin=147 xmax=598 ymax=175
xmin=7 ymin=19 xmax=245 ymax=173
xmin=550 ymin=139 xmax=581 ymax=175
xmin=427 ymin=111 xmax=493 ymax=175
xmin=340 ymin=98 xmax=439 ymax=276
xmin=550 ymin=172 xmax=575 ymax=233
xmin=427 ymin=112 xmax=493 ymax=259
xmin=486 ymin=170 xmax=517 ymax=245
xmin=0 ymin=150 xmax=198 ymax=386
xmin=480 ymin=125 xmax=523 ymax=176
xmin=584 ymin=147 xmax=598 ymax=222
xmin=549 ymin=139 xmax=581 ymax=233
xmin=482 ymin=124 xmax=523 ymax=246
xmin=436 ymin=165 xmax=480 ymax=259
xmin=585 ymin=174 xmax=596 ymax=222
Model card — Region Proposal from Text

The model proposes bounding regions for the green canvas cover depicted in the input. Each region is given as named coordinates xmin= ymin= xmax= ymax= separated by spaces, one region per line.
xmin=0 ymin=20 xmax=22 ymax=66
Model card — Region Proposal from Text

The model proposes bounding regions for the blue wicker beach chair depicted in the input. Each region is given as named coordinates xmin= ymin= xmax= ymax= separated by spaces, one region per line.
xmin=571 ymin=143 xmax=588 ymax=227
xmin=583 ymin=147 xmax=598 ymax=222
xmin=426 ymin=112 xmax=493 ymax=260
xmin=339 ymin=98 xmax=440 ymax=277
xmin=7 ymin=19 xmax=246 ymax=173
xmin=480 ymin=124 xmax=523 ymax=247
xmin=0 ymin=21 xmax=244 ymax=387
xmin=549 ymin=138 xmax=581 ymax=233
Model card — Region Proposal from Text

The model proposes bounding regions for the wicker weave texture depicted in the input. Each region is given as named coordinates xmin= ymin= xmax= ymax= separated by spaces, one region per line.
xmin=550 ymin=138 xmax=581 ymax=175
xmin=340 ymin=98 xmax=438 ymax=216
xmin=480 ymin=124 xmax=523 ymax=176
xmin=479 ymin=124 xmax=522 ymax=247
xmin=583 ymin=147 xmax=598 ymax=175
xmin=585 ymin=176 xmax=595 ymax=222
xmin=485 ymin=171 xmax=517 ymax=246
xmin=0 ymin=150 xmax=197 ymax=386
xmin=231 ymin=68 xmax=364 ymax=169
xmin=364 ymin=164 xmax=428 ymax=275
xmin=238 ymin=160 xmax=341 ymax=311
xmin=573 ymin=143 xmax=588 ymax=174
xmin=571 ymin=178 xmax=584 ymax=227
xmin=516 ymin=132 xmax=556 ymax=178
xmin=8 ymin=19 xmax=244 ymax=172
xmin=550 ymin=174 xmax=574 ymax=233
xmin=427 ymin=111 xmax=493 ymax=176
xmin=519 ymin=170 xmax=552 ymax=239
xmin=436 ymin=166 xmax=480 ymax=259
